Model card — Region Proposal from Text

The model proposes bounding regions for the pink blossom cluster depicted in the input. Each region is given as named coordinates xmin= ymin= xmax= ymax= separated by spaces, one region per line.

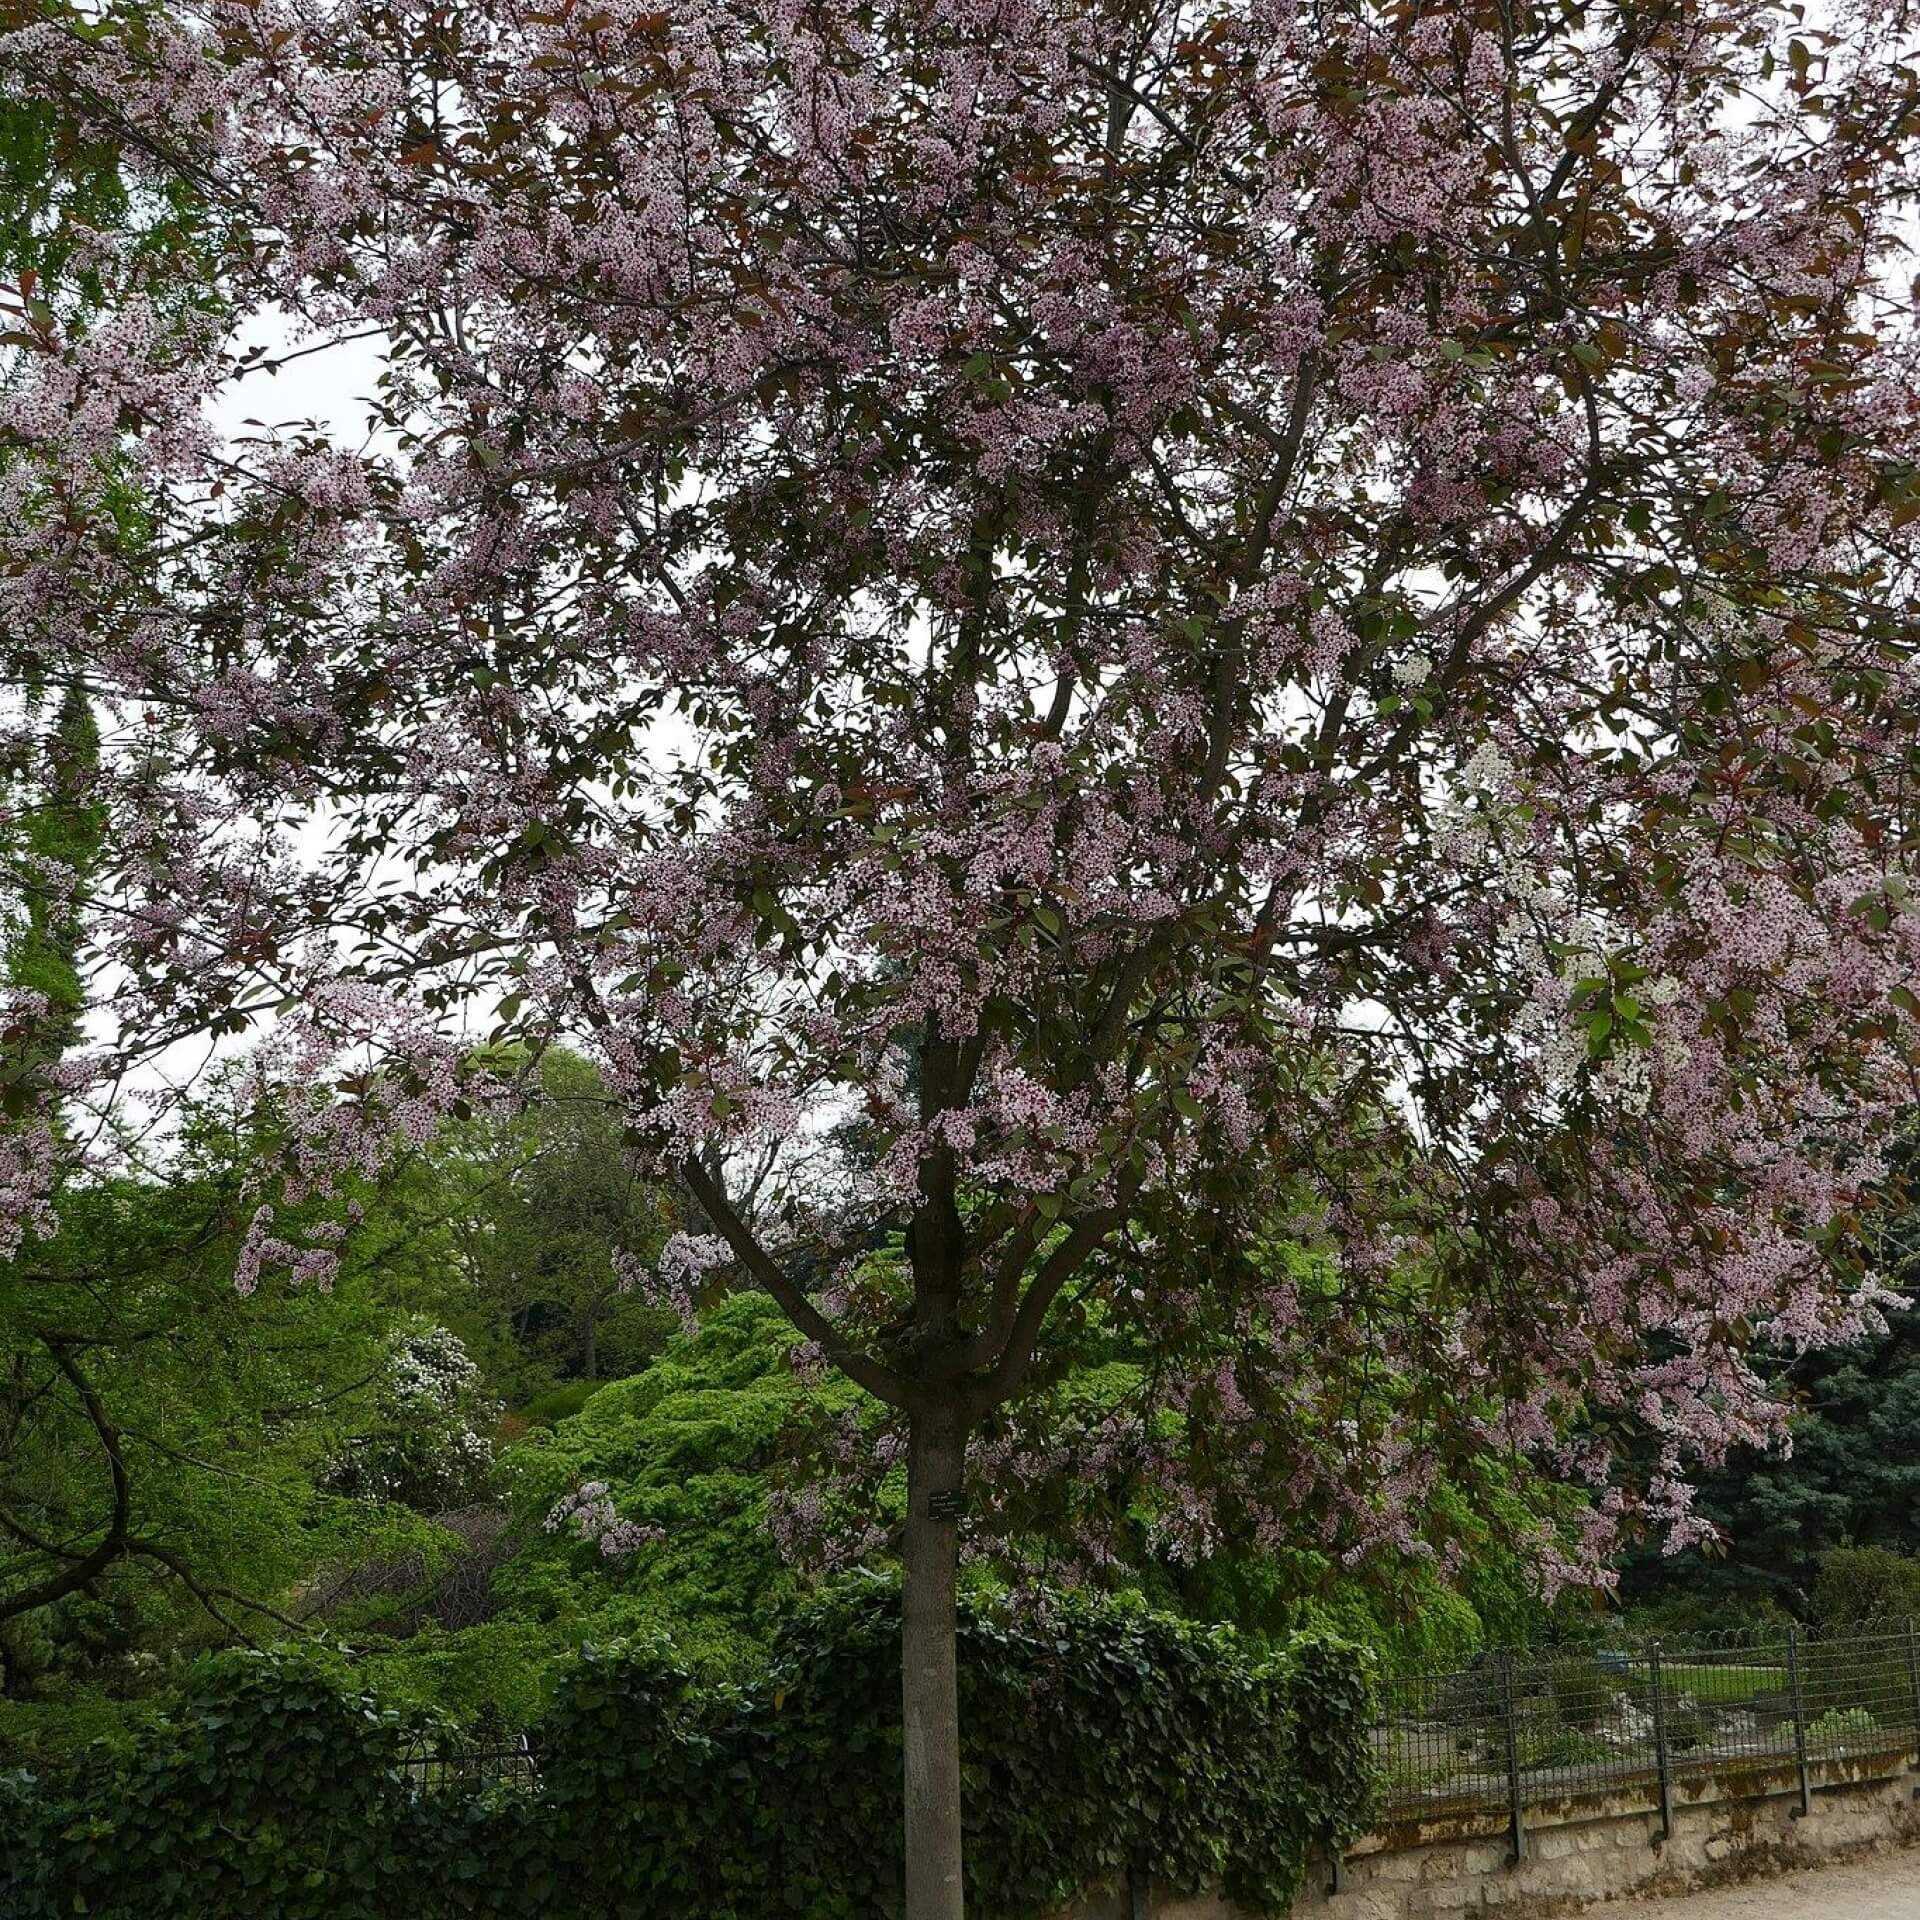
xmin=544 ymin=1481 xmax=664 ymax=1559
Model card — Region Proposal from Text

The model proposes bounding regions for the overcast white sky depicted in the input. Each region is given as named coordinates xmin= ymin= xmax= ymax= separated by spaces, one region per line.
xmin=209 ymin=308 xmax=391 ymax=449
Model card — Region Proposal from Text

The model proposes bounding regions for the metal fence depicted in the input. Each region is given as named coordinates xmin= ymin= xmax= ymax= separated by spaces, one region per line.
xmin=1376 ymin=1617 xmax=1920 ymax=1857
xmin=400 ymin=1725 xmax=541 ymax=1795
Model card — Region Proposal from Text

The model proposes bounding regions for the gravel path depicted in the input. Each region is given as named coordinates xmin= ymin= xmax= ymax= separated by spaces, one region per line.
xmin=1614 ymin=1850 xmax=1920 ymax=1917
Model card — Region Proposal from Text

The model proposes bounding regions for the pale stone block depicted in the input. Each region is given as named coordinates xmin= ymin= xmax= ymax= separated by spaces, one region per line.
xmin=1527 ymin=1828 xmax=1583 ymax=1862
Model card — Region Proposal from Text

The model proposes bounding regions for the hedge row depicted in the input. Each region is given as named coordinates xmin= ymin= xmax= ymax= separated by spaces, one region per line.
xmin=1 ymin=1577 xmax=1377 ymax=1920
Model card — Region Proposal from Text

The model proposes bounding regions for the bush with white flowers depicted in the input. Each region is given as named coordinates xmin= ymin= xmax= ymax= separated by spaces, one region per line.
xmin=321 ymin=1325 xmax=501 ymax=1511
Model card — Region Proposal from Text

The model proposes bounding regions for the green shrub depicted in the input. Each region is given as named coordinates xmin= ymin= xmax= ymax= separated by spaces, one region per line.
xmin=491 ymin=1293 xmax=873 ymax=1649
xmin=0 ymin=1580 xmax=1377 ymax=1920
xmin=506 ymin=1577 xmax=1377 ymax=1919
xmin=1665 ymin=1707 xmax=1709 ymax=1752
xmin=0 ymin=1686 xmax=171 ymax=1772
xmin=346 ymin=1619 xmax=566 ymax=1730
xmin=1811 ymin=1547 xmax=1920 ymax=1628
xmin=1542 ymin=1655 xmax=1640 ymax=1730
xmin=1803 ymin=1557 xmax=1918 ymax=1714
xmin=1808 ymin=1705 xmax=1878 ymax=1742
xmin=1519 ymin=1726 xmax=1610 ymax=1771
xmin=2 ymin=1650 xmax=433 ymax=1920
xmin=1621 ymin=1591 xmax=1794 ymax=1638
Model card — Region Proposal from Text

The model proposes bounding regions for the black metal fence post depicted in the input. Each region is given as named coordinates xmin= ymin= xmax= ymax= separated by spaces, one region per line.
xmin=1498 ymin=1649 xmax=1527 ymax=1865
xmin=1786 ymin=1625 xmax=1813 ymax=1819
xmin=1648 ymin=1640 xmax=1674 ymax=1846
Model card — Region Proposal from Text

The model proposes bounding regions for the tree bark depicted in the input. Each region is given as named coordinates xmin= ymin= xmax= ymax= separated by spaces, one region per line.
xmin=902 ymin=1405 xmax=966 ymax=1920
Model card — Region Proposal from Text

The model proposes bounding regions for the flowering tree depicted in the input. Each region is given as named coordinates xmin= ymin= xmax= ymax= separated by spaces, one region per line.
xmin=7 ymin=0 xmax=1920 ymax=1907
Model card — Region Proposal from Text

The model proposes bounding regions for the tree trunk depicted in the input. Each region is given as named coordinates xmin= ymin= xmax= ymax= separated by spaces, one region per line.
xmin=581 ymin=1310 xmax=597 ymax=1381
xmin=902 ymin=1405 xmax=966 ymax=1920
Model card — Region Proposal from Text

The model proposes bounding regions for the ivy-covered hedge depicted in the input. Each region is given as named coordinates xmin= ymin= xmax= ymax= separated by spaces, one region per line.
xmin=1 ymin=1578 xmax=1376 ymax=1920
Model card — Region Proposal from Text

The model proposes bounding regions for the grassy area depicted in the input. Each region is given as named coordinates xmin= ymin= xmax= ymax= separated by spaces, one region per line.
xmin=1661 ymin=1662 xmax=1783 ymax=1702
xmin=516 ymin=1380 xmax=610 ymax=1428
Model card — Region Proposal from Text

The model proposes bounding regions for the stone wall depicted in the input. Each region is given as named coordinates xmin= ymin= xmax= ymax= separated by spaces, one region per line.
xmin=1058 ymin=1749 xmax=1920 ymax=1920
xmin=1296 ymin=1748 xmax=1920 ymax=1918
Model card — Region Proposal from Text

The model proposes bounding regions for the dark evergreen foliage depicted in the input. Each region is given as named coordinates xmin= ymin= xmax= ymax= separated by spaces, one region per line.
xmin=0 ymin=1581 xmax=1375 ymax=1920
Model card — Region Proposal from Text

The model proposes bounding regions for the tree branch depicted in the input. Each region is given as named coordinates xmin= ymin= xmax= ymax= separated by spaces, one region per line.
xmin=0 ymin=1343 xmax=130 ymax=1624
xmin=962 ymin=1183 xmax=1139 ymax=1419
xmin=679 ymin=1155 xmax=910 ymax=1408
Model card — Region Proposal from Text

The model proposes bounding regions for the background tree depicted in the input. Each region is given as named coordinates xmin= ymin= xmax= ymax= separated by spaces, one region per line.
xmin=436 ymin=1048 xmax=676 ymax=1393
xmin=0 ymin=1099 xmax=463 ymax=1671
xmin=7 ymin=1 xmax=1920 ymax=1913
xmin=1623 ymin=1125 xmax=1920 ymax=1619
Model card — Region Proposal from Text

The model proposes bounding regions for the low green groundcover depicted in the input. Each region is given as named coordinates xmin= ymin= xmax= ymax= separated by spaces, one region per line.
xmin=0 ymin=1577 xmax=1375 ymax=1920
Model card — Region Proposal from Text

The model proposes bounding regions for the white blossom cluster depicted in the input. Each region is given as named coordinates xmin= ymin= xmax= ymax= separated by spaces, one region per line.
xmin=320 ymin=1324 xmax=498 ymax=1509
xmin=387 ymin=1325 xmax=484 ymax=1414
